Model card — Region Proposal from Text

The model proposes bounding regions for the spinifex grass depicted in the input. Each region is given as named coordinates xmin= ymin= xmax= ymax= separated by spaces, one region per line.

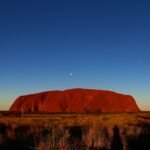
xmin=0 ymin=112 xmax=149 ymax=150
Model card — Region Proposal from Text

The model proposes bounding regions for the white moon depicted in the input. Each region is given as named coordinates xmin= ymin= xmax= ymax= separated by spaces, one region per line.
xmin=69 ymin=73 xmax=73 ymax=76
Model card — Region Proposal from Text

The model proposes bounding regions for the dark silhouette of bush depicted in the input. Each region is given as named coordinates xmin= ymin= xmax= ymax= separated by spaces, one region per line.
xmin=111 ymin=125 xmax=123 ymax=150
xmin=127 ymin=123 xmax=150 ymax=150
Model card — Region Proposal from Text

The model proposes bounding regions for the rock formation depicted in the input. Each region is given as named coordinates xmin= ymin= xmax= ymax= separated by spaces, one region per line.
xmin=9 ymin=88 xmax=140 ymax=113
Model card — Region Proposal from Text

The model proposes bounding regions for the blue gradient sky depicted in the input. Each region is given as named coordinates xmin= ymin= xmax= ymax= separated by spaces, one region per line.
xmin=0 ymin=0 xmax=150 ymax=110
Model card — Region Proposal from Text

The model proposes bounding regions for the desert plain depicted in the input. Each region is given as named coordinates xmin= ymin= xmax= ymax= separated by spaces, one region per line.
xmin=0 ymin=112 xmax=150 ymax=150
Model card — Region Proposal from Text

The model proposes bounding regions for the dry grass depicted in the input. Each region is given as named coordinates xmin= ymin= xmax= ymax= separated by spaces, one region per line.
xmin=0 ymin=112 xmax=150 ymax=150
xmin=0 ymin=112 xmax=149 ymax=126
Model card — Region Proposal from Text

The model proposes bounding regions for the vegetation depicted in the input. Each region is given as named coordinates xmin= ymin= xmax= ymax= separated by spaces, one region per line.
xmin=0 ymin=112 xmax=150 ymax=150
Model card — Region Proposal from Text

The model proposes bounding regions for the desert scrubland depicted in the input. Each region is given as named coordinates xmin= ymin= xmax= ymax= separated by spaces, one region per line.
xmin=0 ymin=112 xmax=150 ymax=150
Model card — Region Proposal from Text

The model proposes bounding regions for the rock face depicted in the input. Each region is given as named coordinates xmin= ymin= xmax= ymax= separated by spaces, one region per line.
xmin=9 ymin=88 xmax=140 ymax=113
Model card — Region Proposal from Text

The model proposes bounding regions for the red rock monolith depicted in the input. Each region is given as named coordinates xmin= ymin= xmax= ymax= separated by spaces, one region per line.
xmin=9 ymin=88 xmax=140 ymax=113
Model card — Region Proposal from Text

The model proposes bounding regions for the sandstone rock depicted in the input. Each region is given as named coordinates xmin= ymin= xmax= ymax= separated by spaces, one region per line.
xmin=9 ymin=88 xmax=140 ymax=113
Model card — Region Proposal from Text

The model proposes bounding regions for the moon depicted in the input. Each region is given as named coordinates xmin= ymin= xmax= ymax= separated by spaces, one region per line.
xmin=69 ymin=73 xmax=73 ymax=76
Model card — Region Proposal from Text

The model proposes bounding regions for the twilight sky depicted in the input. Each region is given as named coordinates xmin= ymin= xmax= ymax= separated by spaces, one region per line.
xmin=0 ymin=0 xmax=150 ymax=111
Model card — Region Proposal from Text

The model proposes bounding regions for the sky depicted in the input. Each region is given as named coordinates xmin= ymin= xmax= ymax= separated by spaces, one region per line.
xmin=0 ymin=0 xmax=150 ymax=111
